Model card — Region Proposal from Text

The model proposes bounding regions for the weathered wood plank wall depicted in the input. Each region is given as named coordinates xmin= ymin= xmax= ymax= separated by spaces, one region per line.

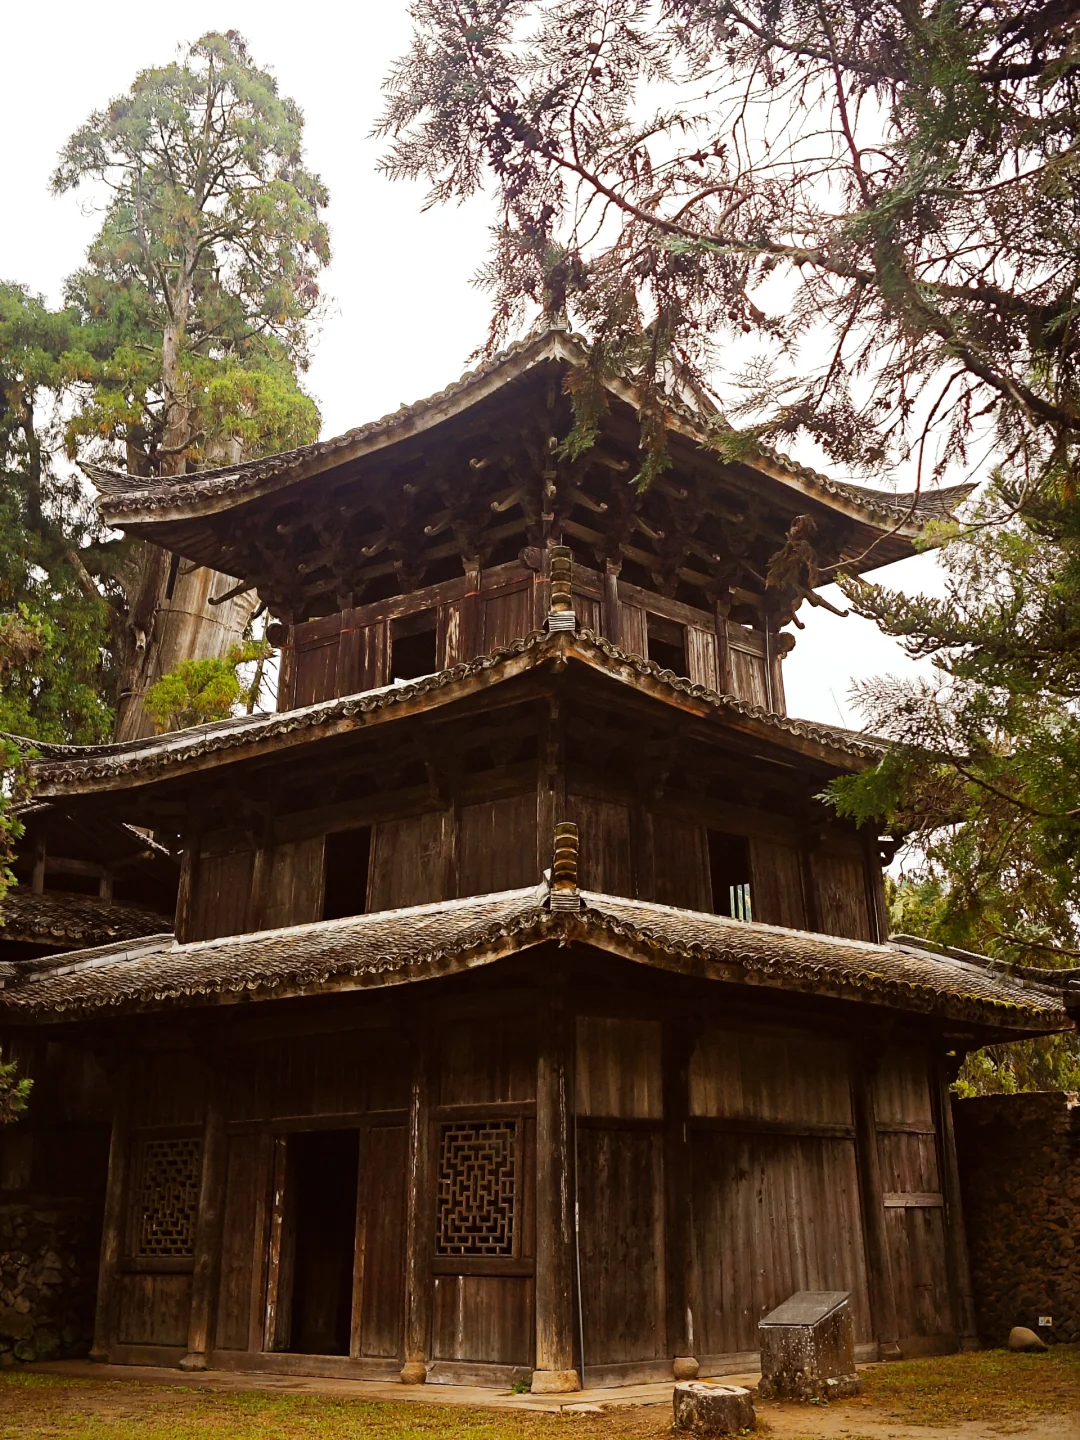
xmin=280 ymin=559 xmax=778 ymax=714
xmin=95 ymin=984 xmax=957 ymax=1381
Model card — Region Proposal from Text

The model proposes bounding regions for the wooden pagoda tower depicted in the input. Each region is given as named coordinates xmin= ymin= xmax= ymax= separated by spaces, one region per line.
xmin=0 ymin=331 xmax=1070 ymax=1390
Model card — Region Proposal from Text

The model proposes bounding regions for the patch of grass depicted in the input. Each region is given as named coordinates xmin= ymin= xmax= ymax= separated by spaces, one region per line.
xmin=856 ymin=1345 xmax=1080 ymax=1427
xmin=0 ymin=1374 xmax=667 ymax=1440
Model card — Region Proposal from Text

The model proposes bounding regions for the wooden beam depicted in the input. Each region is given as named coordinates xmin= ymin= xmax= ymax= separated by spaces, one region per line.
xmin=851 ymin=1047 xmax=901 ymax=1360
xmin=532 ymin=973 xmax=580 ymax=1393
xmin=401 ymin=1027 xmax=434 ymax=1384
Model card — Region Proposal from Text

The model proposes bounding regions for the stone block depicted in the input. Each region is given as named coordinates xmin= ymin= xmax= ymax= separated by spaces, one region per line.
xmin=673 ymin=1381 xmax=755 ymax=1436
xmin=530 ymin=1368 xmax=581 ymax=1394
xmin=758 ymin=1290 xmax=860 ymax=1400
xmin=1008 ymin=1326 xmax=1048 ymax=1352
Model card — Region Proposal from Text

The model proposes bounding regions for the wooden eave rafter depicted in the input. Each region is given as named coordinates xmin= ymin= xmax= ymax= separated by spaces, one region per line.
xmin=85 ymin=331 xmax=972 ymax=614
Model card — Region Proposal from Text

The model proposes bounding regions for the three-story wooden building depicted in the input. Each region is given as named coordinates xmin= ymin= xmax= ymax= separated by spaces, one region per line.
xmin=0 ymin=331 xmax=1070 ymax=1390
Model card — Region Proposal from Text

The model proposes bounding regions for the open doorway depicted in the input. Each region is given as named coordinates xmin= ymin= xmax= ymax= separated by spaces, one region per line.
xmin=278 ymin=1129 xmax=359 ymax=1355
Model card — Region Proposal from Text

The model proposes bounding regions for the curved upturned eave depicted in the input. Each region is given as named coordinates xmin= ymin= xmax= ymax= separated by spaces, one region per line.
xmin=84 ymin=329 xmax=973 ymax=545
xmin=12 ymin=630 xmax=880 ymax=799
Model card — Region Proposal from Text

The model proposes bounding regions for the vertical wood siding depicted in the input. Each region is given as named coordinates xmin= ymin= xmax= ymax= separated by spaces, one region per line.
xmin=188 ymin=850 xmax=255 ymax=942
xmin=689 ymin=1028 xmax=853 ymax=1127
xmin=748 ymin=838 xmax=807 ymax=929
xmin=256 ymin=838 xmax=325 ymax=931
xmin=575 ymin=1016 xmax=666 ymax=1369
xmin=483 ymin=585 xmax=533 ymax=652
xmin=688 ymin=1026 xmax=871 ymax=1354
xmin=566 ymin=794 xmax=634 ymax=895
xmin=686 ymin=626 xmax=719 ymax=689
xmin=576 ymin=1018 xmax=663 ymax=1119
xmin=457 ymin=794 xmax=537 ymax=896
xmin=368 ymin=811 xmax=450 ymax=911
xmin=652 ymin=815 xmax=711 ymax=910
xmin=811 ymin=841 xmax=875 ymax=941
xmin=690 ymin=1131 xmax=870 ymax=1354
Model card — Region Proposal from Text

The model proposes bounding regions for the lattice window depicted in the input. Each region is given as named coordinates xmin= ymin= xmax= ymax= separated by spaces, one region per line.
xmin=436 ymin=1120 xmax=517 ymax=1257
xmin=132 ymin=1136 xmax=202 ymax=1258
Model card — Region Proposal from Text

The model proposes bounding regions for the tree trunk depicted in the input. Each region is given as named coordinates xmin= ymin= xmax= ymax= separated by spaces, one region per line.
xmin=112 ymin=253 xmax=256 ymax=741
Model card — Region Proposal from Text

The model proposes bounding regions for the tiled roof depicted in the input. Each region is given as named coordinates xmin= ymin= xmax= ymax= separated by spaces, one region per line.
xmin=0 ymin=884 xmax=1066 ymax=1033
xmin=85 ymin=330 xmax=973 ymax=534
xmin=0 ymin=888 xmax=173 ymax=949
xmin=11 ymin=630 xmax=881 ymax=796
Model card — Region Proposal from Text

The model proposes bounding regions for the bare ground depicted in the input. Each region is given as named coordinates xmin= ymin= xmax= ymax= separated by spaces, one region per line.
xmin=0 ymin=1347 xmax=1076 ymax=1440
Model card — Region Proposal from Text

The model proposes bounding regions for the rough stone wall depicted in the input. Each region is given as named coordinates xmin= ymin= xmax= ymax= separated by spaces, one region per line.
xmin=0 ymin=1199 xmax=101 ymax=1365
xmin=953 ymin=1092 xmax=1080 ymax=1346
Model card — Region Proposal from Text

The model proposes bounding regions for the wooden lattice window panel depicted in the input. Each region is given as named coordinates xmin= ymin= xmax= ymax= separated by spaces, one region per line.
xmin=132 ymin=1136 xmax=202 ymax=1258
xmin=436 ymin=1120 xmax=517 ymax=1257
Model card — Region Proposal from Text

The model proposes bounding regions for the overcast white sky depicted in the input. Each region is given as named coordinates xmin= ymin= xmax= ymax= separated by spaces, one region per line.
xmin=3 ymin=2 xmax=949 ymax=729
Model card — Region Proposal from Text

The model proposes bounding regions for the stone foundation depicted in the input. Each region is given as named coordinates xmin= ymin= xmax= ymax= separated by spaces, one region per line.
xmin=954 ymin=1092 xmax=1080 ymax=1346
xmin=0 ymin=1198 xmax=101 ymax=1365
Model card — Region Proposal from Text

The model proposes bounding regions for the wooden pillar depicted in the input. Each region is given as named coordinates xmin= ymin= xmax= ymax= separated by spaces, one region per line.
xmin=863 ymin=830 xmax=890 ymax=944
xmin=851 ymin=1048 xmax=901 ymax=1360
xmin=31 ymin=833 xmax=46 ymax=894
xmin=712 ymin=595 xmax=733 ymax=695
xmin=401 ymin=1028 xmax=434 ymax=1383
xmin=462 ymin=559 xmax=482 ymax=662
xmin=90 ymin=1052 xmax=132 ymax=1362
xmin=602 ymin=561 xmax=623 ymax=648
xmin=181 ymin=1048 xmax=228 ymax=1370
xmin=663 ymin=1022 xmax=698 ymax=1379
xmin=934 ymin=1055 xmax=979 ymax=1350
xmin=532 ymin=979 xmax=579 ymax=1393
xmin=276 ymin=622 xmax=296 ymax=712
xmin=174 ymin=808 xmax=203 ymax=944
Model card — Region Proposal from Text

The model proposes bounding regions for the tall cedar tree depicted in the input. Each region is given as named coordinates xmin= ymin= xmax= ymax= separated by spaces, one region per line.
xmin=380 ymin=2 xmax=1080 ymax=1087
xmin=52 ymin=30 xmax=329 ymax=737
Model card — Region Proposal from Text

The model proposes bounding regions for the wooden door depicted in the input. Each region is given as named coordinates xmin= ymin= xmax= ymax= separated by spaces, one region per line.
xmin=873 ymin=1049 xmax=955 ymax=1353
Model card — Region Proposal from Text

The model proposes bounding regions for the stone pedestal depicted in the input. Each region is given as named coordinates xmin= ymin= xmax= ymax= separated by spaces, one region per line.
xmin=758 ymin=1290 xmax=860 ymax=1400
xmin=673 ymin=1382 xmax=755 ymax=1436
xmin=530 ymin=1367 xmax=581 ymax=1394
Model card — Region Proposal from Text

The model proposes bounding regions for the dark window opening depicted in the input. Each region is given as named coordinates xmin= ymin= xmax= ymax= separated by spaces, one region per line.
xmin=164 ymin=553 xmax=181 ymax=601
xmin=323 ymin=827 xmax=372 ymax=920
xmin=45 ymin=873 xmax=100 ymax=898
xmin=391 ymin=611 xmax=438 ymax=681
xmin=647 ymin=614 xmax=688 ymax=677
xmin=708 ymin=829 xmax=753 ymax=921
xmin=281 ymin=1130 xmax=359 ymax=1355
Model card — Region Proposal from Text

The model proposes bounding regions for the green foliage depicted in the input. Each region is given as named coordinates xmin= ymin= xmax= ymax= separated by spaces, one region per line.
xmin=52 ymin=29 xmax=328 ymax=476
xmin=143 ymin=640 xmax=270 ymax=733
xmin=0 ymin=1058 xmax=32 ymax=1126
xmin=829 ymin=480 xmax=1080 ymax=1093
xmin=380 ymin=3 xmax=1080 ymax=502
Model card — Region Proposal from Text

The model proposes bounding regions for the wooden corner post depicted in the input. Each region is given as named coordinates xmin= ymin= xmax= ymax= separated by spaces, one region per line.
xmin=851 ymin=1045 xmax=901 ymax=1361
xmin=663 ymin=1022 xmax=699 ymax=1380
xmin=401 ymin=1026 xmax=434 ymax=1384
xmin=532 ymin=972 xmax=580 ymax=1394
